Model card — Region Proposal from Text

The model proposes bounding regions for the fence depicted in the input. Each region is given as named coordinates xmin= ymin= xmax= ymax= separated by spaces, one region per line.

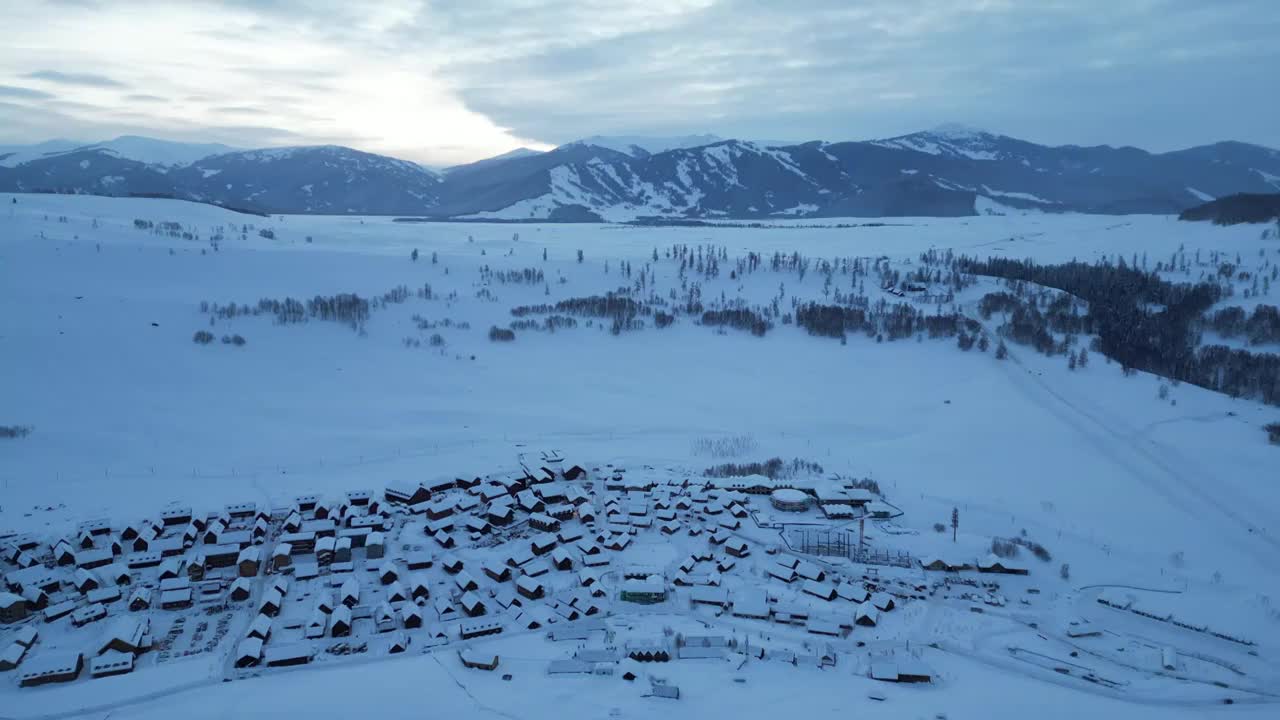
xmin=788 ymin=528 xmax=913 ymax=568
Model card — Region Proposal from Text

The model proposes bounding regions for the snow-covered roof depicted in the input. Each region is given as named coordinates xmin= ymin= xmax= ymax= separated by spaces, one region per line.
xmin=622 ymin=576 xmax=663 ymax=593
xmin=97 ymin=616 xmax=147 ymax=654
xmin=237 ymin=636 xmax=263 ymax=661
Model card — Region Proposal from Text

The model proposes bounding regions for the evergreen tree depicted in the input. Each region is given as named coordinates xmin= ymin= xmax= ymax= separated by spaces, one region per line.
xmin=411 ymin=248 xmax=418 ymax=262
xmin=951 ymin=507 xmax=959 ymax=543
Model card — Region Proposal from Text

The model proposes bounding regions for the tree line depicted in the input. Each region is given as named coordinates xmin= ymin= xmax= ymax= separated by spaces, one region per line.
xmin=959 ymin=255 xmax=1280 ymax=406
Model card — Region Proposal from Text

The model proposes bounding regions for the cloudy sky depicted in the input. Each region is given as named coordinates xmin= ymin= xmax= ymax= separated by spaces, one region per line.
xmin=1 ymin=0 xmax=1277 ymax=165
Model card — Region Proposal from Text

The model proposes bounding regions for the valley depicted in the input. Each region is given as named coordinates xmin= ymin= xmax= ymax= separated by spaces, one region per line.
xmin=1 ymin=194 xmax=1279 ymax=718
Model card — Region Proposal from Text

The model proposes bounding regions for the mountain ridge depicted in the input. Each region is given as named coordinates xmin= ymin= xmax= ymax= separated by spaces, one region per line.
xmin=2 ymin=130 xmax=1278 ymax=219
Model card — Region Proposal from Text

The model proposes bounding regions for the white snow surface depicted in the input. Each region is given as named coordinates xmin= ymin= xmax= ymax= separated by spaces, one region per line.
xmin=1 ymin=193 xmax=1278 ymax=718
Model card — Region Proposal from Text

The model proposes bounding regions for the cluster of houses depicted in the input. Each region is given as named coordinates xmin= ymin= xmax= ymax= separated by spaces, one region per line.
xmin=537 ymin=624 xmax=842 ymax=691
xmin=920 ymin=554 xmax=1029 ymax=575
xmin=0 ymin=464 xmax=596 ymax=685
xmin=1 ymin=460 xmax=932 ymax=694
xmin=11 ymin=616 xmax=151 ymax=687
xmin=705 ymin=478 xmax=889 ymax=521
xmin=712 ymin=571 xmax=898 ymax=637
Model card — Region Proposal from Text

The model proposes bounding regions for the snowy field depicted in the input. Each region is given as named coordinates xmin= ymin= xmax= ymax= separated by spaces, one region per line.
xmin=2 ymin=194 xmax=1279 ymax=718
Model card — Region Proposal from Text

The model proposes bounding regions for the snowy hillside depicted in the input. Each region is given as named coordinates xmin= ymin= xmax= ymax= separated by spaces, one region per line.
xmin=1 ymin=194 xmax=1278 ymax=719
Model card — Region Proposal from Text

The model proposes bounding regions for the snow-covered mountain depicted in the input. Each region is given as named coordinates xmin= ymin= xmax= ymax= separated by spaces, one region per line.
xmin=174 ymin=145 xmax=443 ymax=213
xmin=870 ymin=124 xmax=1029 ymax=161
xmin=0 ymin=144 xmax=442 ymax=214
xmin=2 ymin=130 xmax=1279 ymax=218
xmin=564 ymin=134 xmax=725 ymax=158
xmin=0 ymin=135 xmax=236 ymax=168
xmin=436 ymin=133 xmax=1280 ymax=220
xmin=443 ymin=147 xmax=545 ymax=175
xmin=0 ymin=139 xmax=86 ymax=167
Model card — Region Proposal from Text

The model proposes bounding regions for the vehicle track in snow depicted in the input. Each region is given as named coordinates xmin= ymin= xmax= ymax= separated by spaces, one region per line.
xmin=990 ymin=337 xmax=1280 ymax=575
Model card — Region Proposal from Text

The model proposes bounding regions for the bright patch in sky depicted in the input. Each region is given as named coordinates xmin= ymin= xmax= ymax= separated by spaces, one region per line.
xmin=0 ymin=0 xmax=1277 ymax=163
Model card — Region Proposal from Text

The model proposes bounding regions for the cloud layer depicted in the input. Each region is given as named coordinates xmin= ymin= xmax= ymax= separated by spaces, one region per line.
xmin=1 ymin=0 xmax=1276 ymax=164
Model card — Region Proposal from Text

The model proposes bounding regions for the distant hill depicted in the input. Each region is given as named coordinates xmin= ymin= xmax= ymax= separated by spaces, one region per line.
xmin=443 ymin=147 xmax=544 ymax=174
xmin=1179 ymin=193 xmax=1280 ymax=225
xmin=0 ymin=135 xmax=236 ymax=168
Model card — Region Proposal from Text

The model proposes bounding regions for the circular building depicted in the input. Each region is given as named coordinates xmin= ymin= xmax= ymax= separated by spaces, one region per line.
xmin=770 ymin=488 xmax=810 ymax=512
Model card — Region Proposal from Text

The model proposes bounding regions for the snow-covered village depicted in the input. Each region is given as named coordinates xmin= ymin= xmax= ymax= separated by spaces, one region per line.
xmin=4 ymin=6 xmax=1280 ymax=717
xmin=2 ymin=189 xmax=1280 ymax=720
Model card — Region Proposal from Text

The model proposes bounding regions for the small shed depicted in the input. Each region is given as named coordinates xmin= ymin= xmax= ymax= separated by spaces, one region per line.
xmin=460 ymin=648 xmax=499 ymax=671
xmin=460 ymin=591 xmax=487 ymax=617
xmin=128 ymin=587 xmax=153 ymax=611
xmin=0 ymin=592 xmax=28 ymax=624
xmin=516 ymin=576 xmax=545 ymax=601
xmin=400 ymin=604 xmax=423 ymax=629
xmin=229 ymin=577 xmax=252 ymax=602
xmin=379 ymin=560 xmax=399 ymax=585
xmin=340 ymin=578 xmax=360 ymax=607
xmin=235 ymin=637 xmax=263 ymax=668
xmin=246 ymin=613 xmax=273 ymax=641
xmin=724 ymin=539 xmax=750 ymax=558
xmin=408 ymin=573 xmax=431 ymax=601
xmin=331 ymin=605 xmax=353 ymax=637
xmin=482 ymin=559 xmax=512 ymax=583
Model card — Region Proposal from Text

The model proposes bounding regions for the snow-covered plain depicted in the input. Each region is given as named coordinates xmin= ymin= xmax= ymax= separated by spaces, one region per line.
xmin=2 ymin=194 xmax=1279 ymax=718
